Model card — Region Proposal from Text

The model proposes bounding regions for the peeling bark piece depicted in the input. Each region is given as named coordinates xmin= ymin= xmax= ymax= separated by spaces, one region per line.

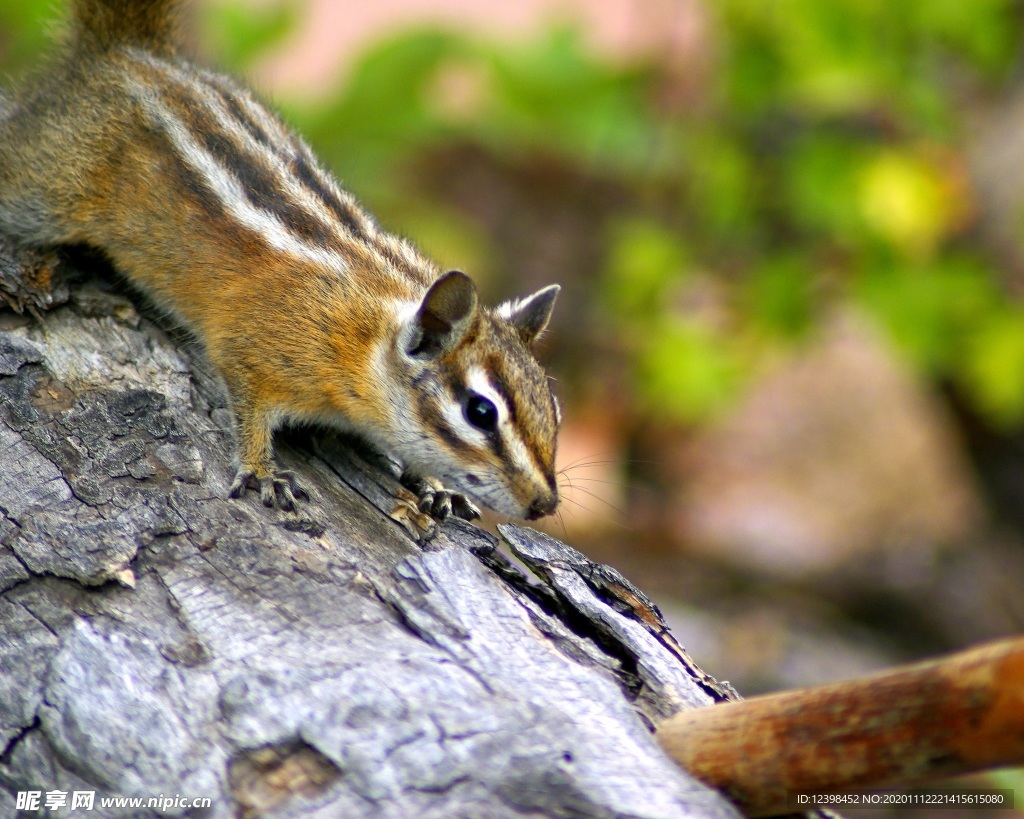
xmin=9 ymin=512 xmax=139 ymax=586
xmin=0 ymin=332 xmax=42 ymax=376
xmin=0 ymin=545 xmax=30 ymax=592
xmin=39 ymin=618 xmax=223 ymax=797
xmin=499 ymin=523 xmax=738 ymax=716
xmin=0 ymin=598 xmax=61 ymax=750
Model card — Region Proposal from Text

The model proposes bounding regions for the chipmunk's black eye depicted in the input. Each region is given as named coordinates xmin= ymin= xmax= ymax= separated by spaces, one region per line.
xmin=464 ymin=394 xmax=498 ymax=432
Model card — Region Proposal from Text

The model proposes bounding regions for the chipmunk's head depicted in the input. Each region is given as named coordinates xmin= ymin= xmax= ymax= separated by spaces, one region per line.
xmin=394 ymin=271 xmax=561 ymax=519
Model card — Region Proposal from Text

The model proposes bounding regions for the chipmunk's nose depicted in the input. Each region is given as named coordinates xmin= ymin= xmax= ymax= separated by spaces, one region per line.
xmin=526 ymin=489 xmax=559 ymax=520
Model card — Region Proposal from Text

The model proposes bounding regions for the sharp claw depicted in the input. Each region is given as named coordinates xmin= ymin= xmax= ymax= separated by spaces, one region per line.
xmin=433 ymin=492 xmax=452 ymax=520
xmin=278 ymin=485 xmax=297 ymax=512
xmin=229 ymin=470 xmax=257 ymax=499
xmin=451 ymin=494 xmax=481 ymax=521
xmin=278 ymin=470 xmax=308 ymax=502
xmin=231 ymin=468 xmax=307 ymax=511
xmin=400 ymin=471 xmax=479 ymax=523
xmin=390 ymin=500 xmax=437 ymax=542
xmin=260 ymin=478 xmax=276 ymax=507
xmin=417 ymin=491 xmax=435 ymax=515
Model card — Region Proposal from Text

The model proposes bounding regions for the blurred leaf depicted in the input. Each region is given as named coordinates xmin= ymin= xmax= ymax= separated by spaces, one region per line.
xmin=639 ymin=319 xmax=743 ymax=423
xmin=474 ymin=27 xmax=659 ymax=174
xmin=390 ymin=203 xmax=495 ymax=287
xmin=907 ymin=0 xmax=1020 ymax=76
xmin=719 ymin=0 xmax=1019 ymax=128
xmin=785 ymin=135 xmax=868 ymax=244
xmin=297 ymin=29 xmax=465 ymax=198
xmin=960 ymin=309 xmax=1024 ymax=427
xmin=986 ymin=767 xmax=1024 ymax=796
xmin=857 ymin=149 xmax=963 ymax=258
xmin=0 ymin=0 xmax=55 ymax=75
xmin=746 ymin=254 xmax=817 ymax=338
xmin=684 ymin=130 xmax=756 ymax=239
xmin=201 ymin=0 xmax=300 ymax=72
xmin=854 ymin=254 xmax=1000 ymax=372
xmin=603 ymin=219 xmax=689 ymax=318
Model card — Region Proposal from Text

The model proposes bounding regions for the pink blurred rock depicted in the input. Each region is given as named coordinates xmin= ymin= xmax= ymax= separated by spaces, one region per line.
xmin=678 ymin=313 xmax=983 ymax=577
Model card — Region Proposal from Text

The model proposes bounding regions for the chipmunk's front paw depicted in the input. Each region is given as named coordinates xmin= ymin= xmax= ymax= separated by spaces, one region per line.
xmin=450 ymin=493 xmax=481 ymax=521
xmin=229 ymin=468 xmax=309 ymax=511
xmin=400 ymin=473 xmax=481 ymax=522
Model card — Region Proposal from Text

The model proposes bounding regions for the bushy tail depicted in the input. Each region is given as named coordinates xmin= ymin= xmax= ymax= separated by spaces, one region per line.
xmin=67 ymin=0 xmax=179 ymax=51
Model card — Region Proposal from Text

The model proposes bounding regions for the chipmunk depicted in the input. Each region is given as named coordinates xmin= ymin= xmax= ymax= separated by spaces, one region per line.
xmin=0 ymin=0 xmax=561 ymax=522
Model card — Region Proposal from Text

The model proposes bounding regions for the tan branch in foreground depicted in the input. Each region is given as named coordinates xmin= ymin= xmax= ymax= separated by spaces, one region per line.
xmin=657 ymin=636 xmax=1024 ymax=817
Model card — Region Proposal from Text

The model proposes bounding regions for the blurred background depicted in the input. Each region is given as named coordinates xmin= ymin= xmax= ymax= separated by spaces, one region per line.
xmin=3 ymin=0 xmax=1024 ymax=806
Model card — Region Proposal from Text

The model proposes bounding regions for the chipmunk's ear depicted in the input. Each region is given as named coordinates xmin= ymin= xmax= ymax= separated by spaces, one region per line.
xmin=408 ymin=270 xmax=479 ymax=357
xmin=498 ymin=284 xmax=560 ymax=345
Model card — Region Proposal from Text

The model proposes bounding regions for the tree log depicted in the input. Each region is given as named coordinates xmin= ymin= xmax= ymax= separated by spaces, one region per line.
xmin=0 ymin=243 xmax=742 ymax=816
xmin=658 ymin=637 xmax=1024 ymax=817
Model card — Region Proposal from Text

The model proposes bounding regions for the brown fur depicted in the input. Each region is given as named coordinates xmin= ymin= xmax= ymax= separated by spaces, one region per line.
xmin=68 ymin=0 xmax=179 ymax=52
xmin=0 ymin=0 xmax=561 ymax=518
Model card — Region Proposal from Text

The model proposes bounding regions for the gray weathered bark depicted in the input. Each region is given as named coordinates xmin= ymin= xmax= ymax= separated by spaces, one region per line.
xmin=0 ymin=243 xmax=741 ymax=817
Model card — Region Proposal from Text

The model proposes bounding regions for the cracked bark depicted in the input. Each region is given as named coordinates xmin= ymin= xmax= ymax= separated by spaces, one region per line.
xmin=0 ymin=242 xmax=743 ymax=818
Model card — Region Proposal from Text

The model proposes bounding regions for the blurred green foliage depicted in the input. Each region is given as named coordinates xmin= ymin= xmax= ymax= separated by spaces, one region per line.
xmin=4 ymin=0 xmax=1024 ymax=427
xmin=199 ymin=0 xmax=300 ymax=72
xmin=0 ymin=0 xmax=58 ymax=76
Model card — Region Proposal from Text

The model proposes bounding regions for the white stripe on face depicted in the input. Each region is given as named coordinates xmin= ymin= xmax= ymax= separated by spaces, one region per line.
xmin=439 ymin=368 xmax=495 ymax=448
xmin=463 ymin=368 xmax=544 ymax=484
